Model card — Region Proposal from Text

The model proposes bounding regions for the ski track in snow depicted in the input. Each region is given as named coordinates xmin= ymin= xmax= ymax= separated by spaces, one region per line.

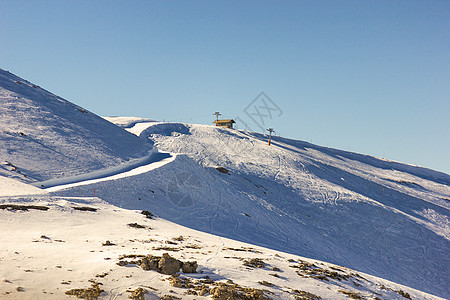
xmin=40 ymin=152 xmax=175 ymax=192
xmin=119 ymin=122 xmax=448 ymax=298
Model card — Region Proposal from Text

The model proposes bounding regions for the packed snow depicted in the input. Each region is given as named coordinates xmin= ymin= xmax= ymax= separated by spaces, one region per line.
xmin=103 ymin=116 xmax=156 ymax=129
xmin=88 ymin=121 xmax=447 ymax=298
xmin=1 ymin=69 xmax=449 ymax=299
xmin=32 ymin=152 xmax=172 ymax=190
xmin=0 ymin=176 xmax=47 ymax=197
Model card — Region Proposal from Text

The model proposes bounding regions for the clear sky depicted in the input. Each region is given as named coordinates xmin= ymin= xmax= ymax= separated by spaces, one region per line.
xmin=1 ymin=0 xmax=449 ymax=174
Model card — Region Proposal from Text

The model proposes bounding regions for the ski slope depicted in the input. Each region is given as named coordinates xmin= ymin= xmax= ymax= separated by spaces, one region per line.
xmin=53 ymin=121 xmax=449 ymax=298
xmin=0 ymin=176 xmax=47 ymax=197
xmin=34 ymin=152 xmax=173 ymax=191
xmin=0 ymin=195 xmax=443 ymax=300
xmin=0 ymin=68 xmax=448 ymax=298
xmin=0 ymin=68 xmax=153 ymax=183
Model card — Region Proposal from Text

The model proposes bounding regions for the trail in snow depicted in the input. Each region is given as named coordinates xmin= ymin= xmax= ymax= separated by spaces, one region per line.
xmin=37 ymin=152 xmax=174 ymax=191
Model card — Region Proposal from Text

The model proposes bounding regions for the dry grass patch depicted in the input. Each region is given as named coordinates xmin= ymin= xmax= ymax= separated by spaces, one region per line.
xmin=127 ymin=287 xmax=148 ymax=299
xmin=338 ymin=289 xmax=363 ymax=299
xmin=127 ymin=223 xmax=148 ymax=229
xmin=291 ymin=289 xmax=322 ymax=299
xmin=243 ymin=258 xmax=266 ymax=268
xmin=66 ymin=281 xmax=104 ymax=299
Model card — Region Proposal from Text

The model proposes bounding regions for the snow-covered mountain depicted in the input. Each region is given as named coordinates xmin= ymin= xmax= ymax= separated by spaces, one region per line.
xmin=0 ymin=69 xmax=449 ymax=299
xmin=0 ymin=68 xmax=153 ymax=182
xmin=80 ymin=121 xmax=447 ymax=298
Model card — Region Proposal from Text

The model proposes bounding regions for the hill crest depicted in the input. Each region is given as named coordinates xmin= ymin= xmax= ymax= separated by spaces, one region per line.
xmin=0 ymin=68 xmax=152 ymax=182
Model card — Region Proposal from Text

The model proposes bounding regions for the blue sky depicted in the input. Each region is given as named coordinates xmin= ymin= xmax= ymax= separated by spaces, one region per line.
xmin=1 ymin=0 xmax=449 ymax=174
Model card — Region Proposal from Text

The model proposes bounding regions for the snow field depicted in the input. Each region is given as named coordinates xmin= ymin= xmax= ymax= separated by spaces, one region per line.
xmin=0 ymin=68 xmax=153 ymax=183
xmin=0 ymin=196 xmax=442 ymax=300
xmin=0 ymin=68 xmax=449 ymax=298
xmin=46 ymin=122 xmax=450 ymax=298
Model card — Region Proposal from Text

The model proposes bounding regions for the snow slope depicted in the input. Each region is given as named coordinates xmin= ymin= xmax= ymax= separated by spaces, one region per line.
xmin=55 ymin=121 xmax=448 ymax=298
xmin=40 ymin=152 xmax=174 ymax=191
xmin=0 ymin=68 xmax=448 ymax=298
xmin=102 ymin=116 xmax=156 ymax=129
xmin=0 ymin=176 xmax=47 ymax=197
xmin=0 ymin=196 xmax=443 ymax=300
xmin=0 ymin=68 xmax=153 ymax=183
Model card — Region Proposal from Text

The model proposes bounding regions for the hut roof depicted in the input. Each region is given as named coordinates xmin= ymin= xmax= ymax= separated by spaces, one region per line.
xmin=213 ymin=119 xmax=236 ymax=124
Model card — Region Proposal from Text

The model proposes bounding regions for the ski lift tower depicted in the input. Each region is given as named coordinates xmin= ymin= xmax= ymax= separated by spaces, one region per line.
xmin=267 ymin=128 xmax=274 ymax=145
xmin=213 ymin=112 xmax=221 ymax=125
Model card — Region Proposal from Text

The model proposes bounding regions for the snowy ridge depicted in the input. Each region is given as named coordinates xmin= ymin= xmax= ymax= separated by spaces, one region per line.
xmin=103 ymin=116 xmax=157 ymax=129
xmin=0 ymin=68 xmax=152 ymax=182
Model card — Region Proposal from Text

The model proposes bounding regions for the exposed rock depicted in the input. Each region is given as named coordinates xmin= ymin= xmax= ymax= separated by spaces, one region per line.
xmin=65 ymin=282 xmax=104 ymax=299
xmin=396 ymin=290 xmax=412 ymax=299
xmin=291 ymin=289 xmax=322 ymax=300
xmin=168 ymin=275 xmax=194 ymax=288
xmin=216 ymin=167 xmax=229 ymax=174
xmin=173 ymin=236 xmax=184 ymax=242
xmin=182 ymin=261 xmax=198 ymax=273
xmin=127 ymin=223 xmax=146 ymax=229
xmin=140 ymin=256 xmax=160 ymax=271
xmin=338 ymin=289 xmax=363 ymax=299
xmin=0 ymin=204 xmax=49 ymax=211
xmin=168 ymin=276 xmax=183 ymax=288
xmin=259 ymin=281 xmax=275 ymax=287
xmin=290 ymin=261 xmax=351 ymax=281
xmin=72 ymin=206 xmax=97 ymax=212
xmin=199 ymin=276 xmax=215 ymax=284
xmin=118 ymin=253 xmax=197 ymax=275
xmin=102 ymin=240 xmax=115 ymax=246
xmin=117 ymin=260 xmax=130 ymax=267
xmin=199 ymin=288 xmax=209 ymax=296
xmin=210 ymin=282 xmax=269 ymax=300
xmin=152 ymin=246 xmax=180 ymax=252
xmin=160 ymin=296 xmax=181 ymax=300
xmin=128 ymin=287 xmax=148 ymax=300
xmin=141 ymin=210 xmax=154 ymax=219
xmin=159 ymin=253 xmax=183 ymax=275
xmin=243 ymin=258 xmax=266 ymax=268
xmin=210 ymin=283 xmax=239 ymax=300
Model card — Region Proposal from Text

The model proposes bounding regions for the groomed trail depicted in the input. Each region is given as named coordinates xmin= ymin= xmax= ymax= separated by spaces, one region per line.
xmin=34 ymin=151 xmax=174 ymax=191
xmin=52 ymin=121 xmax=450 ymax=298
